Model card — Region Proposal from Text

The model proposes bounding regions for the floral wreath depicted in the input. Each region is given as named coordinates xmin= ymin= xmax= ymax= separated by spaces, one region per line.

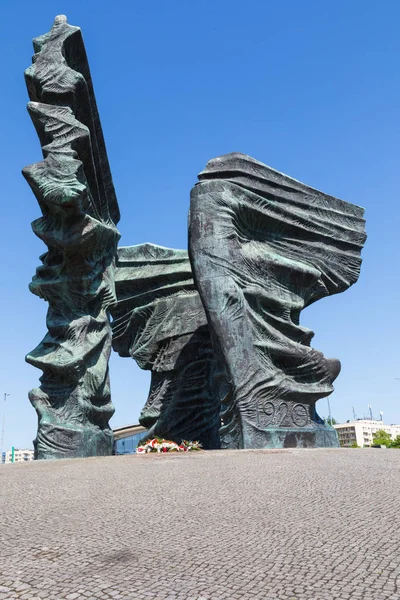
xmin=137 ymin=438 xmax=202 ymax=453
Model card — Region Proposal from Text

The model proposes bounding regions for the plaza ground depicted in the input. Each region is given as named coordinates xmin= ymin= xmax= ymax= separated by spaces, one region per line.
xmin=0 ymin=448 xmax=399 ymax=600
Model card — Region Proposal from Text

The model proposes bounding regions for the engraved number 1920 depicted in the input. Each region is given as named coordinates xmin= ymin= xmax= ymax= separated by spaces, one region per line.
xmin=261 ymin=401 xmax=309 ymax=427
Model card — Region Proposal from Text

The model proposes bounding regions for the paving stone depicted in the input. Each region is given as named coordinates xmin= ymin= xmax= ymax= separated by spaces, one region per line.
xmin=0 ymin=449 xmax=399 ymax=599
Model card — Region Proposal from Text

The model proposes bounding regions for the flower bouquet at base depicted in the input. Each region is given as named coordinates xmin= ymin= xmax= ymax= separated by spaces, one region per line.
xmin=136 ymin=438 xmax=203 ymax=454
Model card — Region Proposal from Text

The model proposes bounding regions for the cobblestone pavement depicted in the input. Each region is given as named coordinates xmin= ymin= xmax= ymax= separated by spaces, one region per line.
xmin=1 ymin=449 xmax=400 ymax=600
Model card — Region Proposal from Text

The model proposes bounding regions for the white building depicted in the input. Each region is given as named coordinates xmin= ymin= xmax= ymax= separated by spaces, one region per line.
xmin=334 ymin=420 xmax=400 ymax=448
xmin=1 ymin=449 xmax=34 ymax=464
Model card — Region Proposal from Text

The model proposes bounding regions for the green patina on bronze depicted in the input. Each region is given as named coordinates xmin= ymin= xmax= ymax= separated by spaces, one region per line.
xmin=23 ymin=16 xmax=120 ymax=459
xmin=23 ymin=17 xmax=366 ymax=458
xmin=189 ymin=153 xmax=366 ymax=449
xmin=110 ymin=243 xmax=227 ymax=449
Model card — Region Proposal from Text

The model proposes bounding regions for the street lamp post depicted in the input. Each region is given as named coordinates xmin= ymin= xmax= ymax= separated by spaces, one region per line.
xmin=1 ymin=393 xmax=10 ymax=458
xmin=327 ymin=396 xmax=332 ymax=426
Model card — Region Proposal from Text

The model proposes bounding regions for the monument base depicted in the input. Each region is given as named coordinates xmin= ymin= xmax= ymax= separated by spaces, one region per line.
xmin=34 ymin=421 xmax=114 ymax=460
xmin=241 ymin=424 xmax=339 ymax=449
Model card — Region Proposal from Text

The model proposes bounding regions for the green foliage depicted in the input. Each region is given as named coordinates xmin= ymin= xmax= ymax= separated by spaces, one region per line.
xmin=372 ymin=429 xmax=392 ymax=447
xmin=323 ymin=416 xmax=337 ymax=426
xmin=390 ymin=435 xmax=400 ymax=448
xmin=350 ymin=441 xmax=360 ymax=448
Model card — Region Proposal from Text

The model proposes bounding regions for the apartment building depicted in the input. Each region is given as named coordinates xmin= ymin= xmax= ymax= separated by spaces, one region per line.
xmin=334 ymin=420 xmax=400 ymax=447
xmin=1 ymin=449 xmax=34 ymax=464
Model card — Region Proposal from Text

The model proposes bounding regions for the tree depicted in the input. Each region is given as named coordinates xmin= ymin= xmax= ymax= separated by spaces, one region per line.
xmin=390 ymin=435 xmax=400 ymax=448
xmin=372 ymin=429 xmax=392 ymax=448
xmin=323 ymin=416 xmax=337 ymax=426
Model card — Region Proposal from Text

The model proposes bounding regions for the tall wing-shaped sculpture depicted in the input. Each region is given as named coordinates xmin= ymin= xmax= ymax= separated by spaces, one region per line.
xmin=190 ymin=153 xmax=366 ymax=449
xmin=23 ymin=16 xmax=120 ymax=459
xmin=111 ymin=244 xmax=227 ymax=449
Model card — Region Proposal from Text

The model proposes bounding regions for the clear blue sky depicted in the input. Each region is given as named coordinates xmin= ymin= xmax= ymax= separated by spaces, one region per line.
xmin=1 ymin=0 xmax=399 ymax=450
